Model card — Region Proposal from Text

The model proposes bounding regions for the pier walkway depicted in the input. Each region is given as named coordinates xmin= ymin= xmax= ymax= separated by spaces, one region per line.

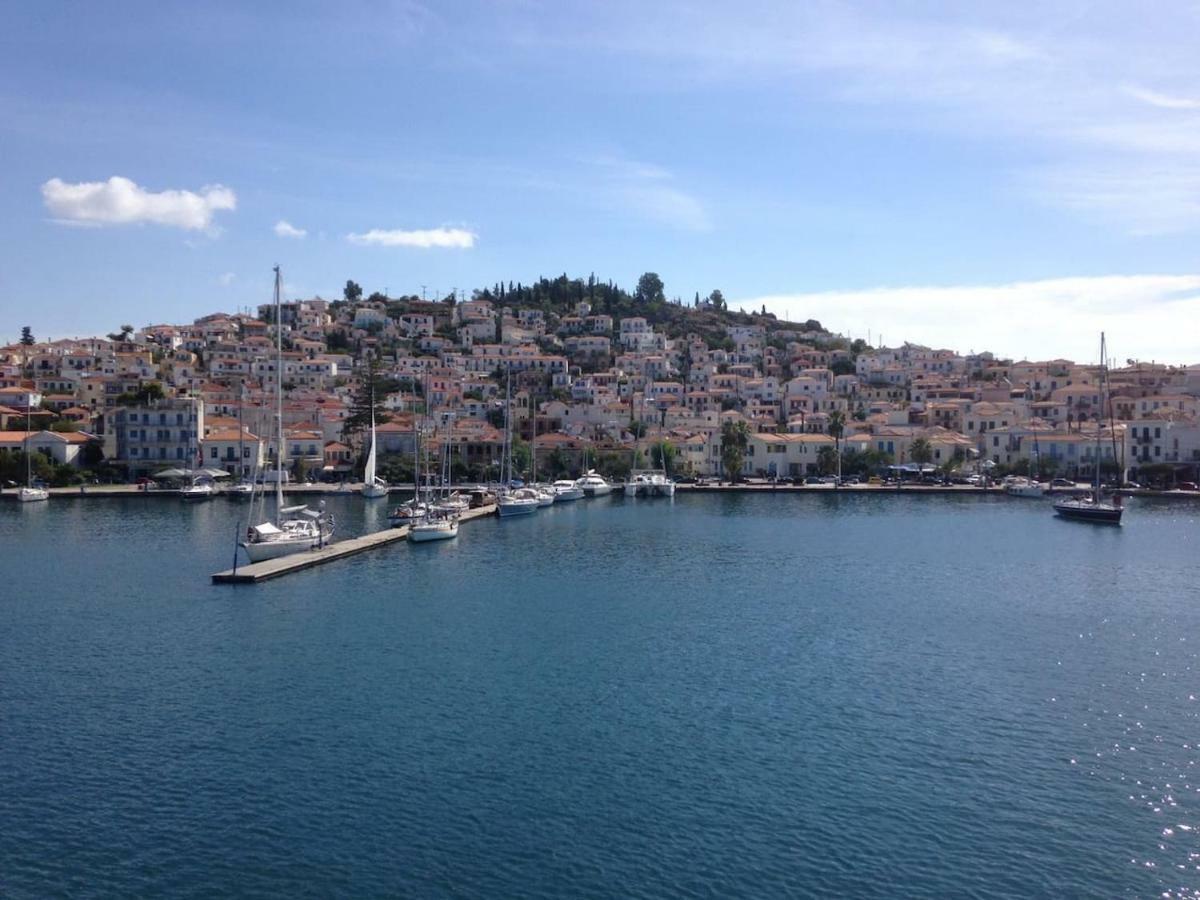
xmin=211 ymin=504 xmax=495 ymax=584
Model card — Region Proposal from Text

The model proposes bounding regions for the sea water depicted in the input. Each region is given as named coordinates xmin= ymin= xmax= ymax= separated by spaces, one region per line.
xmin=2 ymin=492 xmax=1198 ymax=897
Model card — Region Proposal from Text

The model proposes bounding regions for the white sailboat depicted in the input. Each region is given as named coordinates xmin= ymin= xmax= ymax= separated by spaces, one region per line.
xmin=242 ymin=266 xmax=335 ymax=561
xmin=17 ymin=394 xmax=48 ymax=503
xmin=409 ymin=507 xmax=459 ymax=542
xmin=496 ymin=371 xmax=540 ymax=517
xmin=361 ymin=404 xmax=388 ymax=498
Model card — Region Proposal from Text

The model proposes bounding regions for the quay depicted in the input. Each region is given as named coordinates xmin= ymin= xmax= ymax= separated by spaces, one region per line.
xmin=211 ymin=504 xmax=495 ymax=584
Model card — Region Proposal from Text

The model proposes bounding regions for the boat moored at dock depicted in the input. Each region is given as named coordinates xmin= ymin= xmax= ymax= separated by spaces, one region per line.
xmin=624 ymin=469 xmax=676 ymax=498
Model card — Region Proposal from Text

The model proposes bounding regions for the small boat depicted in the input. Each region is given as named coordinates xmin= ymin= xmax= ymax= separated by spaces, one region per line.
xmin=225 ymin=482 xmax=255 ymax=500
xmin=433 ymin=491 xmax=470 ymax=514
xmin=577 ymin=470 xmax=613 ymax=497
xmin=408 ymin=511 xmax=459 ymax=542
xmin=388 ymin=499 xmax=427 ymax=525
xmin=18 ymin=398 xmax=48 ymax=503
xmin=552 ymin=479 xmax=584 ymax=501
xmin=1004 ymin=476 xmax=1044 ymax=498
xmin=624 ymin=469 xmax=676 ymax=498
xmin=533 ymin=485 xmax=556 ymax=507
xmin=180 ymin=479 xmax=215 ymax=501
xmin=497 ymin=487 xmax=540 ymax=517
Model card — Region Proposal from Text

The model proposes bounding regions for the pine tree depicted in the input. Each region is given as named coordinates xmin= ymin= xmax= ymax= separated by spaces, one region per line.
xmin=342 ymin=355 xmax=392 ymax=441
xmin=20 ymin=326 xmax=34 ymax=346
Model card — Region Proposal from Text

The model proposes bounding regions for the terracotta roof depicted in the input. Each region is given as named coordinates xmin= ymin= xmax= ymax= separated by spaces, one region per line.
xmin=203 ymin=429 xmax=261 ymax=442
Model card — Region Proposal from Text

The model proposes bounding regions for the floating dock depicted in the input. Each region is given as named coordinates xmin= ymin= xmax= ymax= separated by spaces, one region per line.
xmin=211 ymin=504 xmax=496 ymax=584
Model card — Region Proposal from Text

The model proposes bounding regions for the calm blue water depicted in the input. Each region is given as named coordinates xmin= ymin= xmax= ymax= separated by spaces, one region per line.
xmin=2 ymin=492 xmax=1199 ymax=897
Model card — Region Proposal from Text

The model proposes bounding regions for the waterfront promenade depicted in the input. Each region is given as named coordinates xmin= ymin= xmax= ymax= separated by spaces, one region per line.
xmin=7 ymin=481 xmax=1199 ymax=501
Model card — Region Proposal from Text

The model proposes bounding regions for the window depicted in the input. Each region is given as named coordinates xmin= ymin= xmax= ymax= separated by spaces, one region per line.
xmin=210 ymin=447 xmax=218 ymax=458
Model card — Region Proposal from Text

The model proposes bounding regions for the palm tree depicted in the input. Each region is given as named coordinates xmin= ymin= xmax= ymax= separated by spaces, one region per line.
xmin=827 ymin=410 xmax=846 ymax=484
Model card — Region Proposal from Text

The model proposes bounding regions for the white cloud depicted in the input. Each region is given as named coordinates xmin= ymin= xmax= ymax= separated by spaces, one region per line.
xmin=273 ymin=219 xmax=307 ymax=239
xmin=736 ymin=274 xmax=1200 ymax=365
xmin=41 ymin=176 xmax=236 ymax=230
xmin=346 ymin=227 xmax=476 ymax=248
xmin=1121 ymin=85 xmax=1200 ymax=111
xmin=218 ymin=272 xmax=236 ymax=287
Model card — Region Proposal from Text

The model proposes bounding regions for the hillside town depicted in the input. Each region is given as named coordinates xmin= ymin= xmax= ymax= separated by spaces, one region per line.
xmin=3 ymin=274 xmax=1200 ymax=490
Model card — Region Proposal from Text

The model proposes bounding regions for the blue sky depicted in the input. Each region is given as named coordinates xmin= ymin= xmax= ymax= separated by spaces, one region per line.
xmin=3 ymin=1 xmax=1200 ymax=362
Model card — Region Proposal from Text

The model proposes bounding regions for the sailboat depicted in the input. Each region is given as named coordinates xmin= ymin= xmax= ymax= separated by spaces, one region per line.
xmin=410 ymin=428 xmax=461 ymax=541
xmin=623 ymin=391 xmax=675 ymax=498
xmin=497 ymin=371 xmax=539 ymax=517
xmin=241 ymin=266 xmax=335 ymax=561
xmin=1054 ymin=333 xmax=1123 ymax=524
xmin=226 ymin=384 xmax=255 ymax=499
xmin=388 ymin=388 xmax=429 ymax=524
xmin=17 ymin=392 xmax=49 ymax=503
xmin=361 ymin=395 xmax=388 ymax=498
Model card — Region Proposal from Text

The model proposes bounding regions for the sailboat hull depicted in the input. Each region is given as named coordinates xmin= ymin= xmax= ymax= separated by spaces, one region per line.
xmin=241 ymin=527 xmax=332 ymax=562
xmin=17 ymin=487 xmax=49 ymax=503
xmin=409 ymin=519 xmax=459 ymax=542
xmin=1053 ymin=499 xmax=1122 ymax=524
xmin=361 ymin=484 xmax=388 ymax=498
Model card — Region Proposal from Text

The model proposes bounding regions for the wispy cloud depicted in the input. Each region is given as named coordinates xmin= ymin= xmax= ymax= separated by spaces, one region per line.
xmin=511 ymin=3 xmax=1200 ymax=233
xmin=218 ymin=272 xmax=236 ymax=287
xmin=1122 ymin=85 xmax=1200 ymax=111
xmin=584 ymin=155 xmax=711 ymax=231
xmin=41 ymin=176 xmax=236 ymax=230
xmin=273 ymin=219 xmax=307 ymax=239
xmin=346 ymin=227 xmax=476 ymax=248
xmin=737 ymin=274 xmax=1200 ymax=365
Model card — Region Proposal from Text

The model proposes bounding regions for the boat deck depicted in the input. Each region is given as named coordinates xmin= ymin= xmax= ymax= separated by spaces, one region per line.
xmin=211 ymin=504 xmax=495 ymax=584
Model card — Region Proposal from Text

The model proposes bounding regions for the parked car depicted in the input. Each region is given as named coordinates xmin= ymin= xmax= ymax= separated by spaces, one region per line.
xmin=1177 ymin=481 xmax=1198 ymax=491
xmin=804 ymin=475 xmax=822 ymax=485
xmin=1050 ymin=478 xmax=1074 ymax=488
xmin=867 ymin=476 xmax=883 ymax=485
xmin=818 ymin=475 xmax=838 ymax=484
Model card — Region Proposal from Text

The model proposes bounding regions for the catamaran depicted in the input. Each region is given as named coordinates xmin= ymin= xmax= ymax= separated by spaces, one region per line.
xmin=242 ymin=267 xmax=334 ymax=560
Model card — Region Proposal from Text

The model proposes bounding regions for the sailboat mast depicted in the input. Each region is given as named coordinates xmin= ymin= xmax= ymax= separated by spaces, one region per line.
xmin=1095 ymin=332 xmax=1105 ymax=502
xmin=274 ymin=266 xmax=284 ymax=517
xmin=25 ymin=395 xmax=32 ymax=488
xmin=238 ymin=383 xmax=245 ymax=481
